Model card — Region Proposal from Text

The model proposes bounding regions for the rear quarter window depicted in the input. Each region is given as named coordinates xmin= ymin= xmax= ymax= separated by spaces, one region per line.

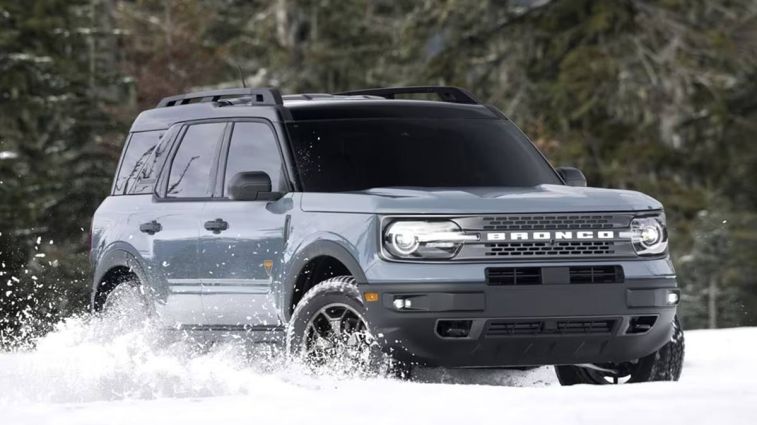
xmin=113 ymin=130 xmax=164 ymax=195
xmin=129 ymin=126 xmax=180 ymax=195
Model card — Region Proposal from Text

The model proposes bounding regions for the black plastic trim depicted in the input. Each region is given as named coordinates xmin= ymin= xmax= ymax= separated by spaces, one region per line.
xmin=282 ymin=240 xmax=368 ymax=320
xmin=359 ymin=280 xmax=678 ymax=367
xmin=157 ymin=88 xmax=283 ymax=108
xmin=337 ymin=86 xmax=480 ymax=104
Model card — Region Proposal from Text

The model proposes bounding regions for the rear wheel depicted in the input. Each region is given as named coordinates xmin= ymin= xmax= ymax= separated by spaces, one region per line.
xmin=100 ymin=276 xmax=153 ymax=330
xmin=555 ymin=316 xmax=684 ymax=385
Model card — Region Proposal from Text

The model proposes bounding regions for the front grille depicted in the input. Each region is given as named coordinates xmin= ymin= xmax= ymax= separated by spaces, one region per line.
xmin=454 ymin=213 xmax=635 ymax=260
xmin=485 ymin=241 xmax=615 ymax=257
xmin=481 ymin=215 xmax=618 ymax=231
xmin=487 ymin=265 xmax=624 ymax=285
xmin=486 ymin=318 xmax=617 ymax=337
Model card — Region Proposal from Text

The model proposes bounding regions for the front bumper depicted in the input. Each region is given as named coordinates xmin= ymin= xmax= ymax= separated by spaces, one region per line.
xmin=359 ymin=278 xmax=678 ymax=367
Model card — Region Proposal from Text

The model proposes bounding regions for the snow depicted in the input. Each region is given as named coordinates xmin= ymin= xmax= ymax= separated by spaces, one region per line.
xmin=0 ymin=318 xmax=755 ymax=425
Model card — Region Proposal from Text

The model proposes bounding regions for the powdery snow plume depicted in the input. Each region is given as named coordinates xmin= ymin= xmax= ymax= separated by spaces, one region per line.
xmin=0 ymin=315 xmax=294 ymax=402
xmin=0 ymin=319 xmax=755 ymax=425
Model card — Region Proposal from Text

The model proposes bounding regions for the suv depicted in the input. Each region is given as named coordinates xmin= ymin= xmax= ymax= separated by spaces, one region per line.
xmin=91 ymin=86 xmax=684 ymax=385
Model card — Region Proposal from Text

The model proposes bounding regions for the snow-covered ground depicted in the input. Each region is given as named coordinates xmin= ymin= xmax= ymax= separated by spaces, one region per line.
xmin=0 ymin=317 xmax=754 ymax=425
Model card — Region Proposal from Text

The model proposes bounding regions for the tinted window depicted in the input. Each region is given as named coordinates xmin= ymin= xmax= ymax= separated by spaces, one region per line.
xmin=166 ymin=123 xmax=225 ymax=198
xmin=223 ymin=122 xmax=283 ymax=197
xmin=113 ymin=130 xmax=162 ymax=195
xmin=130 ymin=126 xmax=179 ymax=194
xmin=287 ymin=118 xmax=561 ymax=192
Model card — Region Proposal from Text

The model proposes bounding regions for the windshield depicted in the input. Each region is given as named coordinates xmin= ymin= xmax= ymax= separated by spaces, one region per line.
xmin=287 ymin=118 xmax=561 ymax=192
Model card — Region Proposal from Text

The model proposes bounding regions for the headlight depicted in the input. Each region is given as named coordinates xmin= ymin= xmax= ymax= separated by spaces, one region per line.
xmin=629 ymin=215 xmax=668 ymax=256
xmin=383 ymin=220 xmax=478 ymax=260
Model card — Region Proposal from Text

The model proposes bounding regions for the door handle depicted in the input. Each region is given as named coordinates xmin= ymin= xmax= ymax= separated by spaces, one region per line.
xmin=204 ymin=218 xmax=229 ymax=234
xmin=139 ymin=220 xmax=162 ymax=235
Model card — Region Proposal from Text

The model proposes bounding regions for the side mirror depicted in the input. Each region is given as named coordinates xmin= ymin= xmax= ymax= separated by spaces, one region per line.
xmin=228 ymin=171 xmax=280 ymax=201
xmin=556 ymin=166 xmax=587 ymax=187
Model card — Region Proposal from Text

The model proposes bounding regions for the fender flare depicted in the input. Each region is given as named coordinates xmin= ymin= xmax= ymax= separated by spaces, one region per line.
xmin=90 ymin=244 xmax=150 ymax=311
xmin=281 ymin=240 xmax=367 ymax=320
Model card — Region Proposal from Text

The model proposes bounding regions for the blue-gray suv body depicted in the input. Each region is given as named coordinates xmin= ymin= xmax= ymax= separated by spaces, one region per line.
xmin=91 ymin=86 xmax=684 ymax=384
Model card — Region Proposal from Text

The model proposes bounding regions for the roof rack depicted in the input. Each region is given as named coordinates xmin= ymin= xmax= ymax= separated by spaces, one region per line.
xmin=336 ymin=86 xmax=480 ymax=104
xmin=156 ymin=88 xmax=283 ymax=108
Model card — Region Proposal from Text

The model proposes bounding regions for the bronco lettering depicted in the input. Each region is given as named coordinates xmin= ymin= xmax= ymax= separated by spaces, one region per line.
xmin=486 ymin=230 xmax=616 ymax=241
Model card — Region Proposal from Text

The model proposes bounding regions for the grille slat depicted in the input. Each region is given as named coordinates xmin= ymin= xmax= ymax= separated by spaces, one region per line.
xmin=485 ymin=241 xmax=615 ymax=257
xmin=481 ymin=215 xmax=623 ymax=231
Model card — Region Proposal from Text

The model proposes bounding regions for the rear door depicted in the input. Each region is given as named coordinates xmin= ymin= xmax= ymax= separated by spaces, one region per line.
xmin=147 ymin=122 xmax=227 ymax=326
xmin=199 ymin=120 xmax=289 ymax=328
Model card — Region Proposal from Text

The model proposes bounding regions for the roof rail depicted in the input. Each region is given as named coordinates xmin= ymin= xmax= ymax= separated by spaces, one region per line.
xmin=156 ymin=88 xmax=283 ymax=108
xmin=336 ymin=86 xmax=480 ymax=104
xmin=282 ymin=93 xmax=339 ymax=101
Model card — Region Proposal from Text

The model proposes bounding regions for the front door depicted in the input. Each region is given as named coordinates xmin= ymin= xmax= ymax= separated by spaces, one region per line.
xmin=199 ymin=121 xmax=288 ymax=328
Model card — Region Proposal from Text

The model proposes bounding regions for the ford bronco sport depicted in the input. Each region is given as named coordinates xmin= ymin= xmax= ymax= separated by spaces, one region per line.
xmin=91 ymin=86 xmax=684 ymax=385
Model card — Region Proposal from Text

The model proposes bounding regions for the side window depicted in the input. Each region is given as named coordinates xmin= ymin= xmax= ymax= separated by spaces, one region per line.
xmin=113 ymin=130 xmax=163 ymax=195
xmin=223 ymin=122 xmax=283 ymax=197
xmin=130 ymin=125 xmax=179 ymax=195
xmin=166 ymin=123 xmax=225 ymax=198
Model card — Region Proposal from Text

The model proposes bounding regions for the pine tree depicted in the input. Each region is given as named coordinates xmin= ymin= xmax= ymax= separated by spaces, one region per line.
xmin=0 ymin=0 xmax=126 ymax=345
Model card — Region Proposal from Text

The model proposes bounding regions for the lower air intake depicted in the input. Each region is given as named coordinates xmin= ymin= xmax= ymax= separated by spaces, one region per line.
xmin=486 ymin=321 xmax=543 ymax=336
xmin=569 ymin=266 xmax=624 ymax=284
xmin=626 ymin=316 xmax=658 ymax=334
xmin=486 ymin=319 xmax=617 ymax=337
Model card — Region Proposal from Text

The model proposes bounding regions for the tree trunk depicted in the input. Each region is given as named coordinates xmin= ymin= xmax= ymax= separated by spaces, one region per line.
xmin=708 ymin=278 xmax=718 ymax=329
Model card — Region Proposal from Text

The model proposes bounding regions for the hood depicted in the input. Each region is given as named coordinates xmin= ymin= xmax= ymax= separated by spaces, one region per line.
xmin=299 ymin=185 xmax=663 ymax=214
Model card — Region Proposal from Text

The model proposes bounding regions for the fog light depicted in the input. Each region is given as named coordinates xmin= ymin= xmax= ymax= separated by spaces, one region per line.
xmin=393 ymin=298 xmax=413 ymax=310
xmin=666 ymin=291 xmax=680 ymax=305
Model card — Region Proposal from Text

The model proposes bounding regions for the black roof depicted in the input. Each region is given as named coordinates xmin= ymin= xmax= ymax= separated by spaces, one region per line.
xmin=284 ymin=100 xmax=497 ymax=121
xmin=130 ymin=86 xmax=499 ymax=132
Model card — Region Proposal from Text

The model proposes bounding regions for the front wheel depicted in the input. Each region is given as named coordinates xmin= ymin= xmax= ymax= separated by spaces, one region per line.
xmin=286 ymin=276 xmax=385 ymax=376
xmin=555 ymin=316 xmax=685 ymax=385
